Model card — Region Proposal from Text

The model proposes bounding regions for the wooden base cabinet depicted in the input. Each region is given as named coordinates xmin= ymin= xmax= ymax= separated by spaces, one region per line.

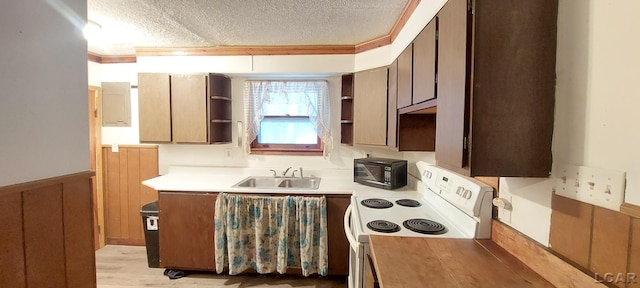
xmin=158 ymin=192 xmax=217 ymax=270
xmin=327 ymin=195 xmax=350 ymax=276
xmin=435 ymin=0 xmax=557 ymax=177
xmin=157 ymin=192 xmax=349 ymax=276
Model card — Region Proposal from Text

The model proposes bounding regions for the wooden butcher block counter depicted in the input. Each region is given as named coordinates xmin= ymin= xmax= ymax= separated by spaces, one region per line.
xmin=368 ymin=236 xmax=554 ymax=288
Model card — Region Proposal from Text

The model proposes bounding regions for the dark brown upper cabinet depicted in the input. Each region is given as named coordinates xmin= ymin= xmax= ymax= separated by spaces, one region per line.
xmin=435 ymin=0 xmax=557 ymax=177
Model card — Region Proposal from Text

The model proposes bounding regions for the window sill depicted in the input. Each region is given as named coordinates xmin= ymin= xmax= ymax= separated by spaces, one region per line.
xmin=250 ymin=148 xmax=323 ymax=156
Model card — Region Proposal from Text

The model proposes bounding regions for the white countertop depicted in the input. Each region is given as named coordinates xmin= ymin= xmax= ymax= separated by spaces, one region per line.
xmin=142 ymin=166 xmax=420 ymax=197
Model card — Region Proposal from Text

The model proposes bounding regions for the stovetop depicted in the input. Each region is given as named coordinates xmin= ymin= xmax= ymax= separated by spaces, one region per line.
xmin=350 ymin=162 xmax=494 ymax=242
xmin=351 ymin=194 xmax=471 ymax=241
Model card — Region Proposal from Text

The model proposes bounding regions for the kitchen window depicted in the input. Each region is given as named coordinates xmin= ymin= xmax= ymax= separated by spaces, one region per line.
xmin=243 ymin=80 xmax=332 ymax=156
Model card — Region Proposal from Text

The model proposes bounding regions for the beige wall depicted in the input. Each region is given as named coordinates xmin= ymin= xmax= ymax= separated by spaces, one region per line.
xmin=0 ymin=0 xmax=88 ymax=187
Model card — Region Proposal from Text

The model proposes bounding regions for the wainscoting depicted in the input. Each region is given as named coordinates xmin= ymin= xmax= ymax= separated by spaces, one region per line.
xmin=102 ymin=145 xmax=159 ymax=245
xmin=550 ymin=196 xmax=640 ymax=288
xmin=0 ymin=172 xmax=96 ymax=288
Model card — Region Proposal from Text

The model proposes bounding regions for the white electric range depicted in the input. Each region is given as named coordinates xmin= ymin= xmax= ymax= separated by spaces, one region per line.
xmin=343 ymin=161 xmax=494 ymax=288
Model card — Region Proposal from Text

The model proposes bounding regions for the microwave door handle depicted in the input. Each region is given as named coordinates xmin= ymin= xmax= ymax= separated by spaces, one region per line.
xmin=343 ymin=204 xmax=361 ymax=251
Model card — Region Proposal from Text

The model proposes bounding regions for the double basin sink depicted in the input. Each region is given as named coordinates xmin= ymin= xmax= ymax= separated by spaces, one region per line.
xmin=232 ymin=176 xmax=321 ymax=190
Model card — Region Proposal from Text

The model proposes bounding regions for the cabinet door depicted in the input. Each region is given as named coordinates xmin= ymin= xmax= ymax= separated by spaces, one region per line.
xmin=413 ymin=19 xmax=437 ymax=104
xmin=470 ymin=0 xmax=556 ymax=176
xmin=435 ymin=0 xmax=469 ymax=170
xmin=396 ymin=45 xmax=413 ymax=109
xmin=387 ymin=60 xmax=398 ymax=149
xmin=171 ymin=74 xmax=208 ymax=143
xmin=159 ymin=192 xmax=217 ymax=270
xmin=138 ymin=73 xmax=171 ymax=142
xmin=326 ymin=196 xmax=350 ymax=275
xmin=353 ymin=67 xmax=388 ymax=146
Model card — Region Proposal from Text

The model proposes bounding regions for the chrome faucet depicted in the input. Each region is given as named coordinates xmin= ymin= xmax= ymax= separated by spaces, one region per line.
xmin=292 ymin=170 xmax=298 ymax=177
xmin=269 ymin=169 xmax=277 ymax=177
xmin=282 ymin=167 xmax=293 ymax=177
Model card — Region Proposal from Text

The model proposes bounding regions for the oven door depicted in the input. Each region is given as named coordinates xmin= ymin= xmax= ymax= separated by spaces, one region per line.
xmin=344 ymin=204 xmax=365 ymax=288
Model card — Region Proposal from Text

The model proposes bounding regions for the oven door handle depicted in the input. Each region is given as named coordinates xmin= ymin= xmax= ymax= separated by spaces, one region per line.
xmin=343 ymin=204 xmax=361 ymax=251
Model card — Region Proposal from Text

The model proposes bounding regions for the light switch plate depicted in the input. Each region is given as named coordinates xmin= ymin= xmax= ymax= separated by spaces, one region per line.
xmin=554 ymin=164 xmax=626 ymax=211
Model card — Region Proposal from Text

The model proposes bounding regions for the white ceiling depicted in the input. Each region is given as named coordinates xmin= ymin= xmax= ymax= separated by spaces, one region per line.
xmin=87 ymin=0 xmax=410 ymax=56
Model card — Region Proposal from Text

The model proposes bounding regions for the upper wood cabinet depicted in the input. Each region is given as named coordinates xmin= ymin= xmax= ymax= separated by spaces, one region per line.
xmin=387 ymin=60 xmax=398 ymax=149
xmin=353 ymin=67 xmax=388 ymax=147
xmin=396 ymin=45 xmax=413 ymax=109
xmin=171 ymin=74 xmax=208 ymax=143
xmin=413 ymin=19 xmax=437 ymax=104
xmin=138 ymin=73 xmax=171 ymax=142
xmin=138 ymin=73 xmax=232 ymax=144
xmin=435 ymin=0 xmax=557 ymax=177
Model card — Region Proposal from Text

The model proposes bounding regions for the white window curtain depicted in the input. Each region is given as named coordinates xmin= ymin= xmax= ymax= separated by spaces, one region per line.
xmin=243 ymin=80 xmax=332 ymax=156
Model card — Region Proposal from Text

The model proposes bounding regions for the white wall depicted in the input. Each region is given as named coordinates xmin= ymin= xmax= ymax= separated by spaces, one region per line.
xmin=500 ymin=0 xmax=640 ymax=245
xmin=0 ymin=0 xmax=88 ymax=187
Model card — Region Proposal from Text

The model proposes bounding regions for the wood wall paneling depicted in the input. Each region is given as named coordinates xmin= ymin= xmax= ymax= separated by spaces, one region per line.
xmin=549 ymin=194 xmax=594 ymax=269
xmin=23 ymin=185 xmax=67 ymax=288
xmin=63 ymin=179 xmax=98 ymax=288
xmin=590 ymin=207 xmax=631 ymax=288
xmin=492 ymin=220 xmax=605 ymax=288
xmin=0 ymin=172 xmax=95 ymax=288
xmin=103 ymin=145 xmax=159 ymax=246
xmin=628 ymin=219 xmax=640 ymax=287
xmin=0 ymin=192 xmax=26 ymax=287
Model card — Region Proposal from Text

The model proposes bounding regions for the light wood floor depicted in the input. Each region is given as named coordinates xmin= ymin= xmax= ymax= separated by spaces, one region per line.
xmin=96 ymin=245 xmax=347 ymax=288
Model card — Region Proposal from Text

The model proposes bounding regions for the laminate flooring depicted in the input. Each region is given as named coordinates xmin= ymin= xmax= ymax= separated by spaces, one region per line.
xmin=96 ymin=245 xmax=347 ymax=288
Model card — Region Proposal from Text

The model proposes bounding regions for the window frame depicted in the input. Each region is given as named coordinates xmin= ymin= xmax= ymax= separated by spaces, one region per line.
xmin=250 ymin=115 xmax=323 ymax=156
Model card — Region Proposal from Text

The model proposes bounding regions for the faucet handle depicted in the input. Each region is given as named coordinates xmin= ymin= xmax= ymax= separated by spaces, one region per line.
xmin=283 ymin=167 xmax=292 ymax=177
xmin=299 ymin=167 xmax=304 ymax=178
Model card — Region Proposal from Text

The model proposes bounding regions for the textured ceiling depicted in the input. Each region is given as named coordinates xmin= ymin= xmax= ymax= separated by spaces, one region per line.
xmin=87 ymin=0 xmax=410 ymax=56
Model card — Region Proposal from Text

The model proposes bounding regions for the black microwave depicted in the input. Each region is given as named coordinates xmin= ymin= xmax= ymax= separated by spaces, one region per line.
xmin=354 ymin=158 xmax=408 ymax=190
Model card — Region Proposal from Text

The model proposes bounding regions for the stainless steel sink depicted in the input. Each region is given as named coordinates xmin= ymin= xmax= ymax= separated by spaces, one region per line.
xmin=232 ymin=176 xmax=321 ymax=190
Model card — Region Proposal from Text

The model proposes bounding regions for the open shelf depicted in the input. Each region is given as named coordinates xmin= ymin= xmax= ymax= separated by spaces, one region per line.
xmin=341 ymin=74 xmax=354 ymax=145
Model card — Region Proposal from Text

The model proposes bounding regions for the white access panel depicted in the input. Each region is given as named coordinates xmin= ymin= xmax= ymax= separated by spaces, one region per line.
xmin=554 ymin=164 xmax=626 ymax=211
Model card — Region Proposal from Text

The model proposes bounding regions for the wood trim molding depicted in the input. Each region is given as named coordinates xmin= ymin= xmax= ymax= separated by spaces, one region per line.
xmin=354 ymin=35 xmax=392 ymax=54
xmin=135 ymin=45 xmax=356 ymax=56
xmin=491 ymin=220 xmax=606 ymax=288
xmin=88 ymin=52 xmax=137 ymax=64
xmin=389 ymin=0 xmax=422 ymax=42
xmin=0 ymin=171 xmax=95 ymax=196
xmin=102 ymin=55 xmax=137 ymax=63
xmin=88 ymin=52 xmax=102 ymax=63
xmin=621 ymin=202 xmax=640 ymax=219
xmin=101 ymin=144 xmax=159 ymax=149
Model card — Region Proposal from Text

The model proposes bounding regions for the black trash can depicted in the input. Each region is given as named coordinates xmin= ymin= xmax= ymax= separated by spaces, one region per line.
xmin=140 ymin=201 xmax=160 ymax=268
